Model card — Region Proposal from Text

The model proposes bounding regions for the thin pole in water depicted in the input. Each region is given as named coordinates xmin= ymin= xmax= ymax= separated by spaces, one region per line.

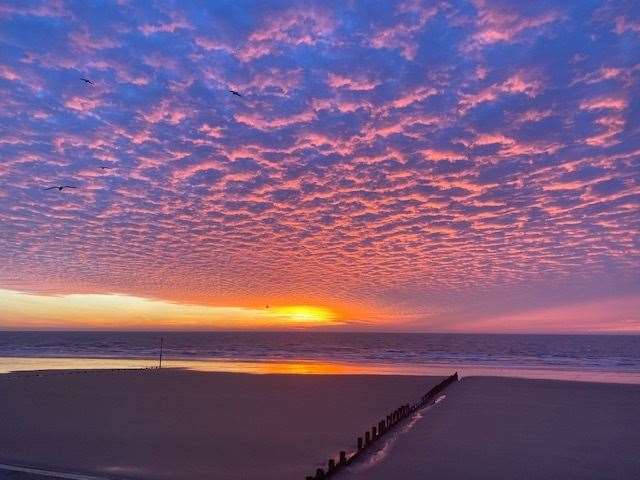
xmin=159 ymin=337 xmax=163 ymax=369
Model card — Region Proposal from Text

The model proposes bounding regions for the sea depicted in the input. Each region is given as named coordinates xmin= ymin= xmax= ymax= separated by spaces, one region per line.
xmin=1 ymin=331 xmax=639 ymax=383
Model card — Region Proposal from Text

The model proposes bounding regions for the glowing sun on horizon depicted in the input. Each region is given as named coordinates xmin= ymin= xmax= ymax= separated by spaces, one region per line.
xmin=268 ymin=305 xmax=337 ymax=325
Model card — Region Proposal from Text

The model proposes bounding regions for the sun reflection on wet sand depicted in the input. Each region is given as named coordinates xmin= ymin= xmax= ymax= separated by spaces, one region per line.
xmin=1 ymin=356 xmax=639 ymax=384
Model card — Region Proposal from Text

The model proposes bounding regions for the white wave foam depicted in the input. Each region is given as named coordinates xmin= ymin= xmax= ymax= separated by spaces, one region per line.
xmin=345 ymin=394 xmax=447 ymax=473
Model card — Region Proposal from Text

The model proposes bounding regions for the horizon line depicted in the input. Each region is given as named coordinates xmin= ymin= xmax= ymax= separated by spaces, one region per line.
xmin=0 ymin=329 xmax=638 ymax=336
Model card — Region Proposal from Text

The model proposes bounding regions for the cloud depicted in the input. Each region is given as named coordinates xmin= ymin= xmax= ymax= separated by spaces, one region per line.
xmin=64 ymin=96 xmax=104 ymax=112
xmin=0 ymin=65 xmax=19 ymax=81
xmin=458 ymin=71 xmax=543 ymax=112
xmin=0 ymin=0 xmax=637 ymax=332
xmin=327 ymin=73 xmax=380 ymax=91
xmin=238 ymin=7 xmax=334 ymax=61
xmin=234 ymin=110 xmax=316 ymax=130
xmin=469 ymin=0 xmax=562 ymax=47
xmin=448 ymin=295 xmax=640 ymax=333
xmin=370 ymin=1 xmax=438 ymax=60
xmin=579 ymin=96 xmax=627 ymax=111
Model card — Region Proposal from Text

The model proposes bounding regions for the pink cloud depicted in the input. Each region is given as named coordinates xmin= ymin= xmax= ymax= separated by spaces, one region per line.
xmin=64 ymin=96 xmax=103 ymax=112
xmin=0 ymin=64 xmax=19 ymax=81
xmin=469 ymin=1 xmax=561 ymax=47
xmin=450 ymin=295 xmax=640 ymax=333
xmin=514 ymin=108 xmax=553 ymax=123
xmin=570 ymin=67 xmax=629 ymax=87
xmin=84 ymin=58 xmax=150 ymax=86
xmin=389 ymin=87 xmax=438 ymax=109
xmin=141 ymin=100 xmax=187 ymax=125
xmin=311 ymin=98 xmax=372 ymax=115
xmin=241 ymin=67 xmax=304 ymax=95
xmin=327 ymin=73 xmax=380 ymax=91
xmin=370 ymin=2 xmax=438 ymax=60
xmin=199 ymin=124 xmax=224 ymax=138
xmin=0 ymin=1 xmax=70 ymax=20
xmin=421 ymin=148 xmax=465 ymax=161
xmin=580 ymin=96 xmax=627 ymax=111
xmin=238 ymin=8 xmax=334 ymax=62
xmin=614 ymin=16 xmax=640 ymax=34
xmin=139 ymin=16 xmax=190 ymax=36
xmin=501 ymin=72 xmax=543 ymax=96
xmin=69 ymin=29 xmax=120 ymax=52
xmin=458 ymin=71 xmax=543 ymax=112
xmin=234 ymin=110 xmax=315 ymax=131
xmin=194 ymin=36 xmax=235 ymax=54
xmin=585 ymin=114 xmax=625 ymax=147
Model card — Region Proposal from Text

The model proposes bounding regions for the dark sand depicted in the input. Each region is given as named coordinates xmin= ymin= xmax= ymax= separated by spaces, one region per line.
xmin=0 ymin=369 xmax=442 ymax=480
xmin=0 ymin=473 xmax=51 ymax=480
xmin=342 ymin=376 xmax=640 ymax=480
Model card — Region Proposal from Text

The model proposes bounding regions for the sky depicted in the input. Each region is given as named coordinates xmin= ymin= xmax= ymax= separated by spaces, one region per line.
xmin=0 ymin=0 xmax=638 ymax=332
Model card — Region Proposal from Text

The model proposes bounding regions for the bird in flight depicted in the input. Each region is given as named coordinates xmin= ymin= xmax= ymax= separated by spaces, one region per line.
xmin=229 ymin=90 xmax=242 ymax=97
xmin=80 ymin=78 xmax=94 ymax=85
xmin=99 ymin=166 xmax=111 ymax=170
xmin=44 ymin=186 xmax=77 ymax=191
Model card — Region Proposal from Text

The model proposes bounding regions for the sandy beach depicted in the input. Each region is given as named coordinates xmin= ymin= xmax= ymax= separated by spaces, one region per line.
xmin=342 ymin=376 xmax=640 ymax=480
xmin=0 ymin=369 xmax=441 ymax=480
xmin=2 ymin=370 xmax=639 ymax=480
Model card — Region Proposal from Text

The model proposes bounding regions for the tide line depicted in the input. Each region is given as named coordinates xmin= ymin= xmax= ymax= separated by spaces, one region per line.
xmin=0 ymin=463 xmax=115 ymax=480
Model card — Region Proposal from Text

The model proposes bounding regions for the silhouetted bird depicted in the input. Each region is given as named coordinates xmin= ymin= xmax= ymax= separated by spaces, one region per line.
xmin=99 ymin=166 xmax=111 ymax=170
xmin=44 ymin=186 xmax=77 ymax=191
xmin=229 ymin=90 xmax=242 ymax=97
xmin=81 ymin=78 xmax=94 ymax=85
xmin=464 ymin=141 xmax=476 ymax=159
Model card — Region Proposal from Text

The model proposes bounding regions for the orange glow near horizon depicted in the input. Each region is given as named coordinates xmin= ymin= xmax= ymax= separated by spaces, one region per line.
xmin=0 ymin=288 xmax=348 ymax=330
xmin=1 ymin=288 xmax=639 ymax=333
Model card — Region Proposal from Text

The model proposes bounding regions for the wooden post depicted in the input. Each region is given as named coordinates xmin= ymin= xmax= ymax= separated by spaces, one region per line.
xmin=302 ymin=372 xmax=460 ymax=480
xmin=159 ymin=337 xmax=163 ymax=369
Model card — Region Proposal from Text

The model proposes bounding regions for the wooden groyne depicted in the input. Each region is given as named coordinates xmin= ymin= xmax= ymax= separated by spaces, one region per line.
xmin=304 ymin=372 xmax=459 ymax=480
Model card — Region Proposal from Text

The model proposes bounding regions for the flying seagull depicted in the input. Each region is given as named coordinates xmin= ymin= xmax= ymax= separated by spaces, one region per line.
xmin=80 ymin=78 xmax=94 ymax=85
xmin=44 ymin=186 xmax=77 ymax=191
xmin=464 ymin=141 xmax=476 ymax=160
xmin=229 ymin=90 xmax=242 ymax=97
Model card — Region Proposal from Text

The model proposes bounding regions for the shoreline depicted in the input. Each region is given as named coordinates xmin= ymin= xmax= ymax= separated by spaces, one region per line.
xmin=1 ymin=355 xmax=640 ymax=384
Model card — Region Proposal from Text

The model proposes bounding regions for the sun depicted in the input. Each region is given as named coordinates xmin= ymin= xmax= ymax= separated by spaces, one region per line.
xmin=268 ymin=305 xmax=337 ymax=325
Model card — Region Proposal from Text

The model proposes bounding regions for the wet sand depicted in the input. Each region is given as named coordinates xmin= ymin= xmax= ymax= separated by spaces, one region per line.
xmin=342 ymin=376 xmax=640 ymax=480
xmin=0 ymin=369 xmax=442 ymax=480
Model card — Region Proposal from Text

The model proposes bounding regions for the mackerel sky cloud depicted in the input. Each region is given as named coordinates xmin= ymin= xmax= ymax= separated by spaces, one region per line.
xmin=0 ymin=0 xmax=638 ymax=331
